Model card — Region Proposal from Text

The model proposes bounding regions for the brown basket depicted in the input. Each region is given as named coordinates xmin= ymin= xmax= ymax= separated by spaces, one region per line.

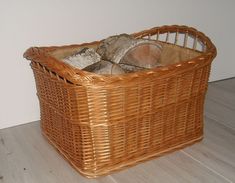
xmin=24 ymin=25 xmax=216 ymax=178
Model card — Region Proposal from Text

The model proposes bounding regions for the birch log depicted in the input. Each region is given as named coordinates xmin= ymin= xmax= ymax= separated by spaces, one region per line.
xmin=83 ymin=60 xmax=125 ymax=75
xmin=62 ymin=48 xmax=101 ymax=69
xmin=97 ymin=34 xmax=162 ymax=72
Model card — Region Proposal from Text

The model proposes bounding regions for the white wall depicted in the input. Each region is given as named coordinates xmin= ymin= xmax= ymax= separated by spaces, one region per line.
xmin=0 ymin=0 xmax=235 ymax=129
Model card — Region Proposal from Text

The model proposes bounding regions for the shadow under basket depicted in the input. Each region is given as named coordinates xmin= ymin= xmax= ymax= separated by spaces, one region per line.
xmin=24 ymin=25 xmax=217 ymax=178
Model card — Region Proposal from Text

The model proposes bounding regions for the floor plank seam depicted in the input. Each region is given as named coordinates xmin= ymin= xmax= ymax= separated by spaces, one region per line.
xmin=206 ymin=97 xmax=235 ymax=111
xmin=204 ymin=115 xmax=235 ymax=131
xmin=107 ymin=175 xmax=118 ymax=183
xmin=181 ymin=150 xmax=234 ymax=183
xmin=209 ymin=77 xmax=235 ymax=84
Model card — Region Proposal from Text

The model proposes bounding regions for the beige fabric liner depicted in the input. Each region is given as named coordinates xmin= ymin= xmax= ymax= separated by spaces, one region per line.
xmin=50 ymin=42 xmax=201 ymax=67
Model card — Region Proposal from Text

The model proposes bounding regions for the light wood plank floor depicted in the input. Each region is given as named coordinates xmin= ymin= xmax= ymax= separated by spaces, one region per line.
xmin=0 ymin=78 xmax=235 ymax=183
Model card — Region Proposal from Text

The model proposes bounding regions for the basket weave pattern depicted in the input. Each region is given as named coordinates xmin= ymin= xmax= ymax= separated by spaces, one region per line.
xmin=24 ymin=25 xmax=216 ymax=178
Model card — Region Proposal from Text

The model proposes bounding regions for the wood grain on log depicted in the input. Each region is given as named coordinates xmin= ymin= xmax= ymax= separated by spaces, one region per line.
xmin=97 ymin=34 xmax=162 ymax=71
xmin=83 ymin=60 xmax=125 ymax=75
xmin=62 ymin=48 xmax=101 ymax=69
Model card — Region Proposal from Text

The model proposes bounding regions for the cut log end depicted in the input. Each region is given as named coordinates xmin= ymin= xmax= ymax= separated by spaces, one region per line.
xmin=120 ymin=43 xmax=162 ymax=68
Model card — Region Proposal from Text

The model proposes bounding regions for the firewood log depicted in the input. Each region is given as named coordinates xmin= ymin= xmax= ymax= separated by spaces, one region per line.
xmin=97 ymin=34 xmax=162 ymax=71
xmin=62 ymin=48 xmax=101 ymax=69
xmin=83 ymin=60 xmax=125 ymax=75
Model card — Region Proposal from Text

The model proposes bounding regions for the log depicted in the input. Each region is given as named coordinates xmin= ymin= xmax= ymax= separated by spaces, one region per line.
xmin=96 ymin=34 xmax=162 ymax=71
xmin=83 ymin=60 xmax=125 ymax=75
xmin=62 ymin=48 xmax=101 ymax=69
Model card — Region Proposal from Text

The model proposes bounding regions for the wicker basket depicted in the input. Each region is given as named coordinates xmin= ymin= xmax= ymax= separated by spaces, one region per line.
xmin=24 ymin=25 xmax=216 ymax=178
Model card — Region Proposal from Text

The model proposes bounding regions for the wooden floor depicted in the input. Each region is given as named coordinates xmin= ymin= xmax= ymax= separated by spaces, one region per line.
xmin=0 ymin=78 xmax=235 ymax=183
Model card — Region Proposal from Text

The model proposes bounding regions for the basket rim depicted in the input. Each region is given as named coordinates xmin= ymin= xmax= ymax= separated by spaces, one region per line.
xmin=24 ymin=25 xmax=217 ymax=86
